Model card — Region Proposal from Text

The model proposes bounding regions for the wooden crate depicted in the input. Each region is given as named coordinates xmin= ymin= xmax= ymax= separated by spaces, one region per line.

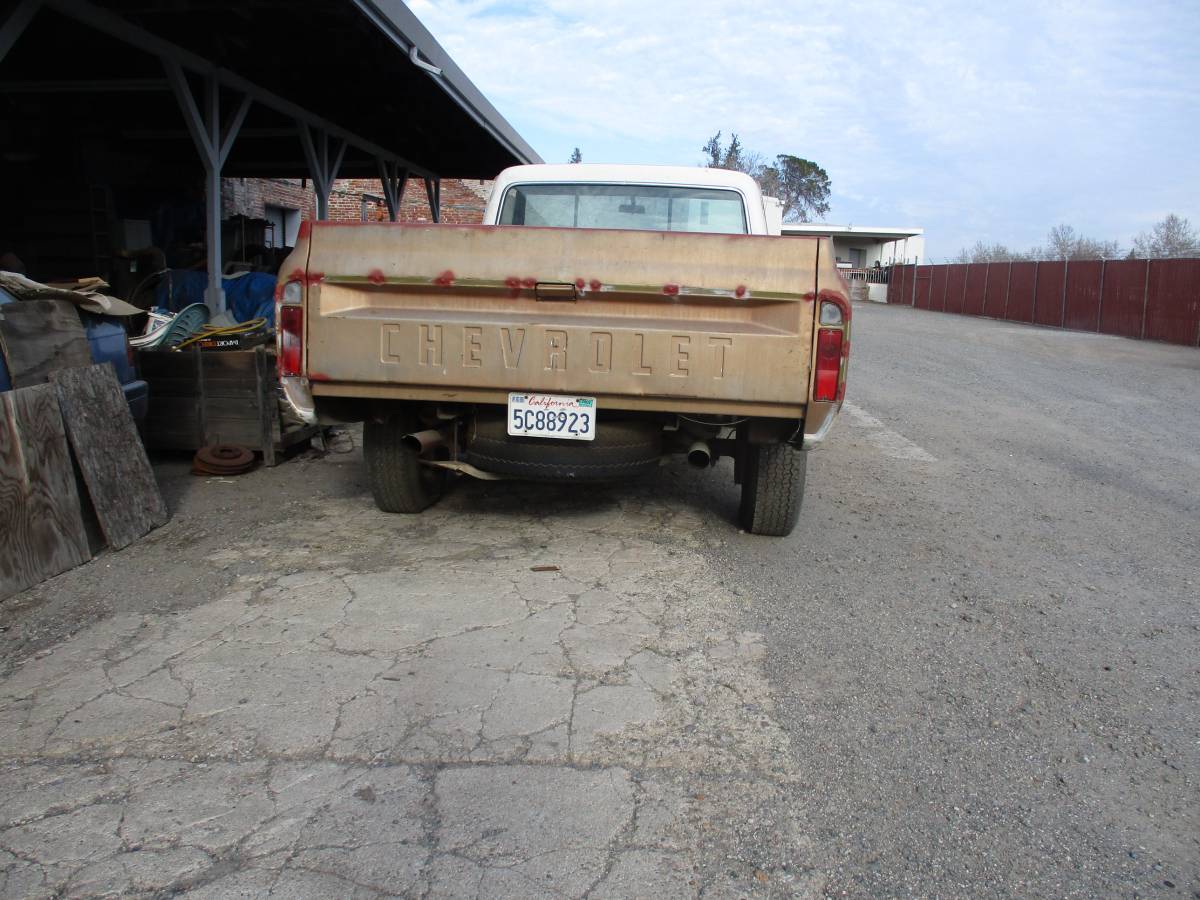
xmin=138 ymin=346 xmax=316 ymax=465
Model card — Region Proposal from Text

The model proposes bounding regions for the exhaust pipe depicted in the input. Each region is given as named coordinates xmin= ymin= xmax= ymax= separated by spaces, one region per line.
xmin=687 ymin=440 xmax=713 ymax=468
xmin=402 ymin=429 xmax=446 ymax=455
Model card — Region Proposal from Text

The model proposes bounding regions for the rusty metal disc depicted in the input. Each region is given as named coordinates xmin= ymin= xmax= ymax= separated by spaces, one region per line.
xmin=192 ymin=444 xmax=255 ymax=476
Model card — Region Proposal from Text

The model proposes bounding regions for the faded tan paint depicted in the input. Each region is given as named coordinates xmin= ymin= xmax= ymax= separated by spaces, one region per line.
xmin=309 ymin=382 xmax=806 ymax=419
xmin=291 ymin=222 xmax=842 ymax=420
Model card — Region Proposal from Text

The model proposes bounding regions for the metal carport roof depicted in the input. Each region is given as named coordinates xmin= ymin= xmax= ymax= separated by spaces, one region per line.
xmin=0 ymin=0 xmax=541 ymax=179
xmin=0 ymin=0 xmax=541 ymax=309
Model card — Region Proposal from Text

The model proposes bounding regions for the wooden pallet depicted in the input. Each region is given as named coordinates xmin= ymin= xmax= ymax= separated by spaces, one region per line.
xmin=139 ymin=346 xmax=317 ymax=465
xmin=0 ymin=384 xmax=90 ymax=600
xmin=52 ymin=364 xmax=168 ymax=550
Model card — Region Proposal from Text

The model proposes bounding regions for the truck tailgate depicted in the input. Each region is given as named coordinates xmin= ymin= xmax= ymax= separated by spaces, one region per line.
xmin=301 ymin=224 xmax=821 ymax=416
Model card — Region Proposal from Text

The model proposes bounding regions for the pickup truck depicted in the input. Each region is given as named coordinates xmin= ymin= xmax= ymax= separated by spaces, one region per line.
xmin=276 ymin=164 xmax=849 ymax=536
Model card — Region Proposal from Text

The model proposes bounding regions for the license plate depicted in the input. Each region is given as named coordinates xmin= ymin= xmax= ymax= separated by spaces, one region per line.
xmin=507 ymin=393 xmax=596 ymax=441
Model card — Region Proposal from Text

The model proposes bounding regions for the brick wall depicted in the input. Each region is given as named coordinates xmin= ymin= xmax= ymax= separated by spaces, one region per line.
xmin=328 ymin=177 xmax=491 ymax=224
xmin=222 ymin=176 xmax=491 ymax=229
xmin=222 ymin=178 xmax=315 ymax=221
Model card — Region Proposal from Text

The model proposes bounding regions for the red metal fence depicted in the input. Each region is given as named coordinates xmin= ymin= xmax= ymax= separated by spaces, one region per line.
xmin=885 ymin=258 xmax=1200 ymax=347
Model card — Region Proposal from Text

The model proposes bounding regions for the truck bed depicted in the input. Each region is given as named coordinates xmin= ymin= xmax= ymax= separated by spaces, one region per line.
xmin=295 ymin=223 xmax=835 ymax=419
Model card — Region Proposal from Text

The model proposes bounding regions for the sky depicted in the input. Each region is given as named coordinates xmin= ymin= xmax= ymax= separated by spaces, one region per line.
xmin=409 ymin=0 xmax=1200 ymax=260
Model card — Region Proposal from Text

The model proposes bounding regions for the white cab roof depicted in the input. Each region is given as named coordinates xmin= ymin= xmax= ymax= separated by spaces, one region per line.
xmin=492 ymin=164 xmax=761 ymax=193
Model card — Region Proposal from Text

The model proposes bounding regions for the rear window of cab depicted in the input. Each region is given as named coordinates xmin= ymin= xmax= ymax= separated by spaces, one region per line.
xmin=499 ymin=183 xmax=748 ymax=234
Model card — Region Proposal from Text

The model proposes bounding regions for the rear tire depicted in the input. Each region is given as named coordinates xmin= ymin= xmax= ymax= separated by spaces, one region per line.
xmin=738 ymin=443 xmax=806 ymax=536
xmin=363 ymin=416 xmax=446 ymax=513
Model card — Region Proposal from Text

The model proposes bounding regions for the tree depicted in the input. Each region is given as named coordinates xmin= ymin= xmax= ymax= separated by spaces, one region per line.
xmin=758 ymin=155 xmax=831 ymax=222
xmin=1043 ymin=224 xmax=1120 ymax=260
xmin=567 ymin=147 xmax=582 ymax=164
xmin=952 ymin=226 xmax=1127 ymax=263
xmin=701 ymin=132 xmax=831 ymax=222
xmin=701 ymin=132 xmax=723 ymax=168
xmin=702 ymin=131 xmax=753 ymax=173
xmin=1132 ymin=214 xmax=1198 ymax=258
xmin=952 ymin=241 xmax=1031 ymax=264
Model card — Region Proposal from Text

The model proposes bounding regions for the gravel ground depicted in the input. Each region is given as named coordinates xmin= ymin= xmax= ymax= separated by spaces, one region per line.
xmin=0 ymin=301 xmax=1196 ymax=898
xmin=705 ymin=304 xmax=1200 ymax=897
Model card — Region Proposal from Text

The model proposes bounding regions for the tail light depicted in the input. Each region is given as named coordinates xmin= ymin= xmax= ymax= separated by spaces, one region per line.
xmin=813 ymin=298 xmax=848 ymax=402
xmin=277 ymin=279 xmax=304 ymax=377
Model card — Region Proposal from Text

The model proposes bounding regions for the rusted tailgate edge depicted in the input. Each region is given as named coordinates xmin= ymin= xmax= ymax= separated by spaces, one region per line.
xmin=309 ymin=381 xmax=804 ymax=419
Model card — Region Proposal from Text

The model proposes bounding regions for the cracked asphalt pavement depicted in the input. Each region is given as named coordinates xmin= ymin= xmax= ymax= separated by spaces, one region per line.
xmin=1 ymin=302 xmax=1197 ymax=897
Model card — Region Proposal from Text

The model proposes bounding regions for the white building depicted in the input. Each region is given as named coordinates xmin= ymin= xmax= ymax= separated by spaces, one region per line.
xmin=780 ymin=224 xmax=924 ymax=303
xmin=781 ymin=224 xmax=924 ymax=268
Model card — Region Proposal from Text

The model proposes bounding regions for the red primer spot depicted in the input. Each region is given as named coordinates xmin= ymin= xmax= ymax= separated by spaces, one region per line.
xmin=589 ymin=279 xmax=602 ymax=292
xmin=575 ymin=277 xmax=586 ymax=290
xmin=520 ymin=277 xmax=536 ymax=289
xmin=308 ymin=372 xmax=332 ymax=382
xmin=734 ymin=285 xmax=747 ymax=298
xmin=505 ymin=276 xmax=521 ymax=290
xmin=288 ymin=268 xmax=305 ymax=283
xmin=274 ymin=283 xmax=284 ymax=301
xmin=662 ymin=283 xmax=680 ymax=296
xmin=367 ymin=268 xmax=386 ymax=285
xmin=298 ymin=220 xmax=312 ymax=240
xmin=434 ymin=270 xmax=456 ymax=287
xmin=305 ymin=271 xmax=325 ymax=286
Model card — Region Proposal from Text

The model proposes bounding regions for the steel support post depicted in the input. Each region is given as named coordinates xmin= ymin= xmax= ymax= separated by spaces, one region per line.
xmin=424 ymin=177 xmax=440 ymax=223
xmin=165 ymin=60 xmax=250 ymax=314
xmin=299 ymin=124 xmax=346 ymax=221
xmin=377 ymin=158 xmax=408 ymax=222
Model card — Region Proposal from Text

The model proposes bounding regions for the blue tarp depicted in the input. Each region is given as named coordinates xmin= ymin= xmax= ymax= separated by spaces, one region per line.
xmin=155 ymin=271 xmax=277 ymax=325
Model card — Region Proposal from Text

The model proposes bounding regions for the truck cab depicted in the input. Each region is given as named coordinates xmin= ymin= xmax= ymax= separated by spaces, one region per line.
xmin=484 ymin=164 xmax=784 ymax=236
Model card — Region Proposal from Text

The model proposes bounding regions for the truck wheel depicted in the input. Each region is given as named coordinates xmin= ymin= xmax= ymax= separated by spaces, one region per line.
xmin=738 ymin=443 xmax=806 ymax=536
xmin=363 ymin=417 xmax=446 ymax=513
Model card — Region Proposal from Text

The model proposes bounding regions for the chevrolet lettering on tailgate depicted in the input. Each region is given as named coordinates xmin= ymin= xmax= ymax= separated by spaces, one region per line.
xmin=380 ymin=324 xmax=734 ymax=380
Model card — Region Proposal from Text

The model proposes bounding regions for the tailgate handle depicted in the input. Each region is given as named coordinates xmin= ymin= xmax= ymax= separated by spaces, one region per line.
xmin=534 ymin=282 xmax=578 ymax=302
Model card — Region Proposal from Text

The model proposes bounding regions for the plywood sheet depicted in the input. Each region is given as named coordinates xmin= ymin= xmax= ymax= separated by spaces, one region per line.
xmin=982 ymin=263 xmax=1009 ymax=319
xmin=1144 ymin=258 xmax=1200 ymax=346
xmin=1064 ymin=260 xmax=1103 ymax=332
xmin=51 ymin=364 xmax=168 ymax=550
xmin=0 ymin=299 xmax=92 ymax=388
xmin=1098 ymin=259 xmax=1148 ymax=339
xmin=963 ymin=263 xmax=988 ymax=316
xmin=1033 ymin=261 xmax=1066 ymax=328
xmin=944 ymin=264 xmax=968 ymax=314
xmin=1004 ymin=262 xmax=1037 ymax=323
xmin=0 ymin=383 xmax=90 ymax=600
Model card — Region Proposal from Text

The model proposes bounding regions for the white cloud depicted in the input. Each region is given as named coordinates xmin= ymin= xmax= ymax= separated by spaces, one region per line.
xmin=410 ymin=0 xmax=1200 ymax=255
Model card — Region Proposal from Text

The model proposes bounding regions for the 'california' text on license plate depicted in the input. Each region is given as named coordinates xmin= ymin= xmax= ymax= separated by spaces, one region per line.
xmin=507 ymin=393 xmax=596 ymax=441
